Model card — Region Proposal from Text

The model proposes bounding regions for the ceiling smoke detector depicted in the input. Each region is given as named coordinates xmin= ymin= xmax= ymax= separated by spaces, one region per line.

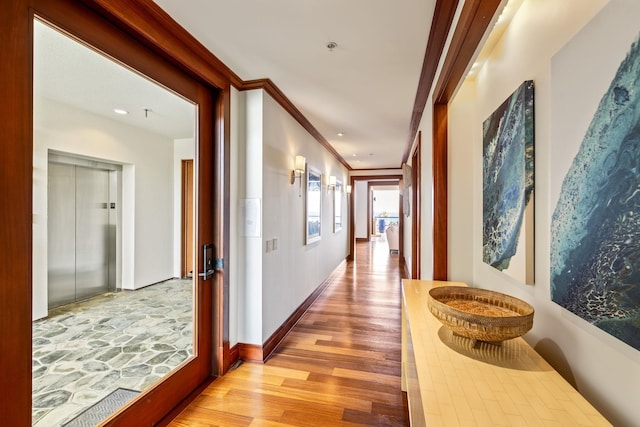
xmin=326 ymin=42 xmax=338 ymax=52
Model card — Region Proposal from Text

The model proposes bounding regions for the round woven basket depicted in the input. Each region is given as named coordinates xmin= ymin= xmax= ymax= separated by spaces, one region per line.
xmin=427 ymin=286 xmax=534 ymax=342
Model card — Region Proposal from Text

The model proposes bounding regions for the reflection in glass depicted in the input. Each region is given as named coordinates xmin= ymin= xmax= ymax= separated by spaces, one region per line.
xmin=32 ymin=19 xmax=195 ymax=426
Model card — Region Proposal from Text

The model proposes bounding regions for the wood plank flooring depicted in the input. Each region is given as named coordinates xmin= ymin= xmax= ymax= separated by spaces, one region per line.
xmin=170 ymin=239 xmax=408 ymax=426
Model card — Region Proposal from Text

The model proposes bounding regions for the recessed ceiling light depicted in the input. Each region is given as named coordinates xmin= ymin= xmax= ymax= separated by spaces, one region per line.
xmin=337 ymin=132 xmax=344 ymax=137
xmin=352 ymin=153 xmax=357 ymax=157
xmin=113 ymin=108 xmax=128 ymax=115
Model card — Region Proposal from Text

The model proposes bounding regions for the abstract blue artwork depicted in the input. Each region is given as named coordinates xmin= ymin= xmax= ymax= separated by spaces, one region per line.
xmin=551 ymin=32 xmax=640 ymax=351
xmin=482 ymin=80 xmax=535 ymax=284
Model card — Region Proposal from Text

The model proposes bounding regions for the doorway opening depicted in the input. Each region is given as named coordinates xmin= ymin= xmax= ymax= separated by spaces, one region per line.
xmin=349 ymin=175 xmax=403 ymax=262
xmin=32 ymin=17 xmax=200 ymax=426
xmin=371 ymin=185 xmax=400 ymax=254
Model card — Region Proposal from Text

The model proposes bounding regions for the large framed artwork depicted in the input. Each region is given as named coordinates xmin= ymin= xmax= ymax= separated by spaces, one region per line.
xmin=482 ymin=80 xmax=535 ymax=284
xmin=305 ymin=166 xmax=322 ymax=244
xmin=551 ymin=0 xmax=640 ymax=351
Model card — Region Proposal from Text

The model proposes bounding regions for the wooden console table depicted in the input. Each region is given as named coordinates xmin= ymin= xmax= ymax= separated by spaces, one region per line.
xmin=401 ymin=279 xmax=611 ymax=426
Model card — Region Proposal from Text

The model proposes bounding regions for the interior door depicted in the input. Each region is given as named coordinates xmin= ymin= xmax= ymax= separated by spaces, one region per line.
xmin=182 ymin=159 xmax=194 ymax=278
xmin=32 ymin=5 xmax=216 ymax=425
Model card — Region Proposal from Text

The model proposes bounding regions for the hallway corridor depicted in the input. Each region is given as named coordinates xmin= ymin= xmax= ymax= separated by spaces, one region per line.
xmin=171 ymin=240 xmax=409 ymax=426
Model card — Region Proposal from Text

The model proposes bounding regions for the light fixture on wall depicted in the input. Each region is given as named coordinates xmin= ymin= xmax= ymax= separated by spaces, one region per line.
xmin=291 ymin=155 xmax=306 ymax=196
xmin=328 ymin=175 xmax=337 ymax=193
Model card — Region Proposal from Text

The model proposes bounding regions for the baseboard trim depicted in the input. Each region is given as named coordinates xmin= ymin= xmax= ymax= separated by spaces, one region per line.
xmin=235 ymin=260 xmax=345 ymax=363
xmin=356 ymin=237 xmax=368 ymax=242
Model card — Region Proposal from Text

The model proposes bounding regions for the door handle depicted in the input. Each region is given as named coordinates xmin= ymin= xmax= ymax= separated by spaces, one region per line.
xmin=199 ymin=243 xmax=215 ymax=280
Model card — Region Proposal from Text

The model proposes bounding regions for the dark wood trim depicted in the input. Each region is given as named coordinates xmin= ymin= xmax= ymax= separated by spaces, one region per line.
xmin=156 ymin=376 xmax=215 ymax=427
xmin=433 ymin=0 xmax=502 ymax=102
xmin=431 ymin=0 xmax=502 ymax=280
xmin=349 ymin=175 xmax=402 ymax=182
xmin=239 ymin=78 xmax=351 ymax=170
xmin=181 ymin=159 xmax=194 ymax=278
xmin=238 ymin=261 xmax=342 ymax=363
xmin=368 ymin=180 xmax=400 ymax=187
xmin=356 ymin=238 xmax=369 ymax=242
xmin=367 ymin=182 xmax=373 ymax=239
xmin=262 ymin=262 xmax=337 ymax=360
xmin=214 ymin=83 xmax=232 ymax=375
xmin=239 ymin=343 xmax=264 ymax=363
xmin=411 ymin=134 xmax=421 ymax=279
xmin=403 ymin=0 xmax=460 ymax=164
xmin=432 ymin=104 xmax=448 ymax=279
xmin=351 ymin=167 xmax=403 ymax=172
xmin=30 ymin=1 xmax=219 ymax=424
xmin=348 ymin=177 xmax=356 ymax=261
xmin=399 ymin=183 xmax=404 ymax=262
xmin=0 ymin=1 xmax=33 ymax=424
xmin=84 ymin=0 xmax=241 ymax=88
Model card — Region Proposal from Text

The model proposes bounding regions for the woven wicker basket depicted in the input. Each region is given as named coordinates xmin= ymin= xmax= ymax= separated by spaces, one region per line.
xmin=427 ymin=286 xmax=534 ymax=342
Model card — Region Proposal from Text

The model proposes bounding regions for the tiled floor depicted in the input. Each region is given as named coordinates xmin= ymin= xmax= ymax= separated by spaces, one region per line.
xmin=32 ymin=279 xmax=193 ymax=426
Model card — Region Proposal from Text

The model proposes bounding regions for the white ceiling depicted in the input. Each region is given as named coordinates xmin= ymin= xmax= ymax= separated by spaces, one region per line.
xmin=34 ymin=1 xmax=438 ymax=169
xmin=151 ymin=0 xmax=436 ymax=169
xmin=34 ymin=20 xmax=196 ymax=141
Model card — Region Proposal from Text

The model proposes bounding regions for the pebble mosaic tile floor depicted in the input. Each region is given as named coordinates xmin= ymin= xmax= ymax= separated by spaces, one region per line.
xmin=32 ymin=279 xmax=193 ymax=426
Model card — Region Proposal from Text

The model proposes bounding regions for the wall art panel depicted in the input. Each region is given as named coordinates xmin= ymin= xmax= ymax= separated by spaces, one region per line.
xmin=551 ymin=0 xmax=640 ymax=351
xmin=483 ymin=80 xmax=535 ymax=284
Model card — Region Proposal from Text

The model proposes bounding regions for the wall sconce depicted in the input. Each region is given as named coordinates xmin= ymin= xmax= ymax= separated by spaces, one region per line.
xmin=328 ymin=175 xmax=337 ymax=193
xmin=290 ymin=155 xmax=306 ymax=196
xmin=345 ymin=185 xmax=352 ymax=194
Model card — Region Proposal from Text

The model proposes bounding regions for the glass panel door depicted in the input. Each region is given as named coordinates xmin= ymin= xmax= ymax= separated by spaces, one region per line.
xmin=32 ymin=18 xmax=208 ymax=426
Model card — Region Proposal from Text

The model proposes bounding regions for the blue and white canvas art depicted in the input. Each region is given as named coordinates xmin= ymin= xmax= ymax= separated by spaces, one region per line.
xmin=551 ymin=0 xmax=640 ymax=351
xmin=482 ymin=80 xmax=534 ymax=284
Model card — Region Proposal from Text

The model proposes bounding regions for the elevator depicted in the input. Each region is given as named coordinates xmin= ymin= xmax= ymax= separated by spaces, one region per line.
xmin=48 ymin=153 xmax=120 ymax=309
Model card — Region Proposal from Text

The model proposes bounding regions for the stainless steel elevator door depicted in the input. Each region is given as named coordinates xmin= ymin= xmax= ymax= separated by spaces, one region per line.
xmin=48 ymin=163 xmax=113 ymax=308
xmin=75 ymin=166 xmax=110 ymax=301
xmin=48 ymin=163 xmax=77 ymax=308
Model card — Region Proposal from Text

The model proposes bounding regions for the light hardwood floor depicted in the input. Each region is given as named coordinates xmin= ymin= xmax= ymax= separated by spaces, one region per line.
xmin=170 ymin=239 xmax=409 ymax=426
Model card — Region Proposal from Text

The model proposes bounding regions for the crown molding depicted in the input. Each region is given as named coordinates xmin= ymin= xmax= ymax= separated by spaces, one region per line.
xmin=403 ymin=0 xmax=460 ymax=164
xmin=240 ymin=79 xmax=352 ymax=170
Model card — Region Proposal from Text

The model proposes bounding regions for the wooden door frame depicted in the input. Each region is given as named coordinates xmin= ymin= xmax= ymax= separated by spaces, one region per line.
xmin=348 ymin=175 xmax=402 ymax=261
xmin=431 ymin=0 xmax=502 ymax=279
xmin=368 ymin=181 xmax=400 ymax=238
xmin=411 ymin=134 xmax=421 ymax=279
xmin=1 ymin=0 xmax=232 ymax=423
xmin=181 ymin=159 xmax=194 ymax=279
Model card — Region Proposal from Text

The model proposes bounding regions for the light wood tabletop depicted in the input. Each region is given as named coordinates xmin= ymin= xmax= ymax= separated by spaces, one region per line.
xmin=401 ymin=279 xmax=611 ymax=427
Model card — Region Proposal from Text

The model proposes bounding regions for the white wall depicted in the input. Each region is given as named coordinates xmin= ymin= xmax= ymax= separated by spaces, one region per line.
xmin=354 ymin=180 xmax=368 ymax=238
xmin=228 ymin=87 xmax=242 ymax=347
xmin=231 ymin=89 xmax=349 ymax=346
xmin=448 ymin=0 xmax=640 ymax=425
xmin=33 ymin=97 xmax=178 ymax=320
